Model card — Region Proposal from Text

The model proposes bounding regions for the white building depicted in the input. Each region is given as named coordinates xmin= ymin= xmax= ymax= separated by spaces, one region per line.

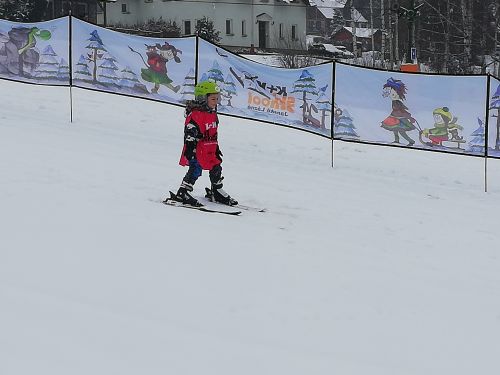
xmin=100 ymin=0 xmax=308 ymax=50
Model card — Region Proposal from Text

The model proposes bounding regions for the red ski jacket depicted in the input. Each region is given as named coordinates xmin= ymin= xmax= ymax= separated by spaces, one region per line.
xmin=179 ymin=109 xmax=221 ymax=170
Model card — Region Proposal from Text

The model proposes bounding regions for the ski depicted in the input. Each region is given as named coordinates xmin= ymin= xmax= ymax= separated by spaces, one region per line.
xmin=204 ymin=188 xmax=266 ymax=213
xmin=161 ymin=192 xmax=241 ymax=216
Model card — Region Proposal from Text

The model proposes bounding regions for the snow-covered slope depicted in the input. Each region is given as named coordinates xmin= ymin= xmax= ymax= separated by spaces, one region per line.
xmin=1 ymin=79 xmax=499 ymax=375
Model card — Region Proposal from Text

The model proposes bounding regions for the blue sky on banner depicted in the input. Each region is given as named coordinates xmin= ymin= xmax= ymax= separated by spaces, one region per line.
xmin=197 ymin=39 xmax=333 ymax=137
xmin=488 ymin=76 xmax=500 ymax=158
xmin=335 ymin=64 xmax=488 ymax=156
xmin=0 ymin=17 xmax=69 ymax=85
xmin=71 ymin=18 xmax=196 ymax=105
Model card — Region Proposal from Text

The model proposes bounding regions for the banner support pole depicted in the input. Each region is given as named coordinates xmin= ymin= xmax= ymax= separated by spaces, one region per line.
xmin=484 ymin=74 xmax=492 ymax=193
xmin=331 ymin=61 xmax=336 ymax=168
xmin=69 ymin=9 xmax=73 ymax=123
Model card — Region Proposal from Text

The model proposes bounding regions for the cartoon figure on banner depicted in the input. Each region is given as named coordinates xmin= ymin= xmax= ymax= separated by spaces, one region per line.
xmin=129 ymin=42 xmax=182 ymax=94
xmin=0 ymin=26 xmax=52 ymax=77
xmin=381 ymin=77 xmax=417 ymax=146
xmin=420 ymin=107 xmax=465 ymax=149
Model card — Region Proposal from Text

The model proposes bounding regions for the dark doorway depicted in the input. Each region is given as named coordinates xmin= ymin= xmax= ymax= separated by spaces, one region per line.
xmin=258 ymin=21 xmax=266 ymax=49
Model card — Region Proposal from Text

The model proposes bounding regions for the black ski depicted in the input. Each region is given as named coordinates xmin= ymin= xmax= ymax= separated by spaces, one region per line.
xmin=204 ymin=188 xmax=266 ymax=213
xmin=162 ymin=192 xmax=241 ymax=216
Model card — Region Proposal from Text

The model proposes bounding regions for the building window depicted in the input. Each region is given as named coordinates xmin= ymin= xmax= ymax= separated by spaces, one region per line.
xmin=184 ymin=20 xmax=191 ymax=35
xmin=226 ymin=19 xmax=233 ymax=35
xmin=279 ymin=23 xmax=284 ymax=39
xmin=291 ymin=24 xmax=297 ymax=40
xmin=121 ymin=3 xmax=128 ymax=13
xmin=241 ymin=20 xmax=247 ymax=36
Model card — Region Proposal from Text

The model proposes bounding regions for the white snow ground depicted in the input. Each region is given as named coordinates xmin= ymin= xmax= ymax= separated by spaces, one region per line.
xmin=1 ymin=79 xmax=500 ymax=375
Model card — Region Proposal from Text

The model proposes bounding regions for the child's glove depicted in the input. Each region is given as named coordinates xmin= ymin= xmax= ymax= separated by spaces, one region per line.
xmin=184 ymin=142 xmax=197 ymax=160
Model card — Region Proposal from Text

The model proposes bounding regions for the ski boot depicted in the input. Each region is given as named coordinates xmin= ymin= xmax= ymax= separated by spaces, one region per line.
xmin=206 ymin=179 xmax=238 ymax=206
xmin=171 ymin=182 xmax=203 ymax=207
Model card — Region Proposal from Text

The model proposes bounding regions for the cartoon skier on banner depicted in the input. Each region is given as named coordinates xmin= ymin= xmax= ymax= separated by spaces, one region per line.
xmin=381 ymin=77 xmax=417 ymax=146
xmin=0 ymin=26 xmax=51 ymax=77
xmin=129 ymin=42 xmax=182 ymax=94
xmin=420 ymin=107 xmax=464 ymax=147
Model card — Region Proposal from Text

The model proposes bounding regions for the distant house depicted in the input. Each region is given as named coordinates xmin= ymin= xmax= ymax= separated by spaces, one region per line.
xmin=306 ymin=0 xmax=368 ymax=38
xmin=43 ymin=0 xmax=98 ymax=22
xmin=102 ymin=0 xmax=308 ymax=50
xmin=332 ymin=26 xmax=381 ymax=52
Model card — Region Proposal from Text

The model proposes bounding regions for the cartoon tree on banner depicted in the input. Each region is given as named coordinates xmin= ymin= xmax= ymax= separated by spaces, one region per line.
xmin=490 ymin=84 xmax=500 ymax=151
xmin=199 ymin=73 xmax=208 ymax=83
xmin=57 ymin=58 xmax=70 ymax=81
xmin=291 ymin=70 xmax=320 ymax=127
xmin=119 ymin=66 xmax=147 ymax=93
xmin=34 ymin=45 xmax=59 ymax=80
xmin=468 ymin=118 xmax=486 ymax=154
xmin=98 ymin=54 xmax=120 ymax=86
xmin=334 ymin=106 xmax=359 ymax=139
xmin=180 ymin=68 xmax=195 ymax=103
xmin=85 ymin=30 xmax=107 ymax=82
xmin=315 ymin=84 xmax=331 ymax=129
xmin=74 ymin=55 xmax=92 ymax=82
xmin=222 ymin=73 xmax=237 ymax=107
xmin=207 ymin=61 xmax=224 ymax=87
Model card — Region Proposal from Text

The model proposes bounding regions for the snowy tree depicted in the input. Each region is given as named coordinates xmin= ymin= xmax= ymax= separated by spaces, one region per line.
xmin=57 ymin=58 xmax=70 ymax=81
xmin=206 ymin=61 xmax=224 ymax=86
xmin=468 ymin=118 xmax=486 ymax=154
xmin=222 ymin=74 xmax=237 ymax=107
xmin=334 ymin=107 xmax=359 ymax=139
xmin=291 ymin=70 xmax=320 ymax=126
xmin=98 ymin=54 xmax=119 ymax=86
xmin=199 ymin=73 xmax=208 ymax=83
xmin=0 ymin=0 xmax=33 ymax=22
xmin=315 ymin=84 xmax=332 ymax=129
xmin=84 ymin=30 xmax=107 ymax=83
xmin=195 ymin=17 xmax=221 ymax=43
xmin=180 ymin=68 xmax=195 ymax=103
xmin=74 ymin=55 xmax=92 ymax=82
xmin=490 ymin=84 xmax=500 ymax=151
xmin=34 ymin=45 xmax=59 ymax=80
xmin=119 ymin=66 xmax=139 ymax=89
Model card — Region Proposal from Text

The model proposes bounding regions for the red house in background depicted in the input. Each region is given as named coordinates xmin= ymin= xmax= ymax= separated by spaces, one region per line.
xmin=332 ymin=26 xmax=382 ymax=54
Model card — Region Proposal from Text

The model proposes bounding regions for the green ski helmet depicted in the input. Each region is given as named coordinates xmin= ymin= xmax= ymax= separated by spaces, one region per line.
xmin=194 ymin=80 xmax=220 ymax=101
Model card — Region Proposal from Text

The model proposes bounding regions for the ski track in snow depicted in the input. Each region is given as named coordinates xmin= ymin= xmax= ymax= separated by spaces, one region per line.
xmin=1 ymin=79 xmax=500 ymax=375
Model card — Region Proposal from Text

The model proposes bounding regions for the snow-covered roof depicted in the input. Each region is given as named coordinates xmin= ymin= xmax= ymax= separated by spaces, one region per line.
xmin=342 ymin=26 xmax=378 ymax=38
xmin=308 ymin=0 xmax=345 ymax=19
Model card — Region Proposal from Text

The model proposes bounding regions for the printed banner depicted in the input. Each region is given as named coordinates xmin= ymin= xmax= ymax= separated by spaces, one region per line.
xmin=487 ymin=76 xmax=500 ymax=158
xmin=197 ymin=39 xmax=334 ymax=137
xmin=71 ymin=18 xmax=196 ymax=105
xmin=0 ymin=17 xmax=69 ymax=85
xmin=334 ymin=63 xmax=488 ymax=156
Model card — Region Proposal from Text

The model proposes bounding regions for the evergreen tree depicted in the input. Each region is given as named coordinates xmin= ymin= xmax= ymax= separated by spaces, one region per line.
xmin=34 ymin=45 xmax=59 ymax=80
xmin=98 ymin=54 xmax=120 ymax=86
xmin=85 ymin=30 xmax=107 ymax=82
xmin=0 ymin=0 xmax=33 ymax=22
xmin=222 ymin=73 xmax=237 ymax=106
xmin=206 ymin=61 xmax=224 ymax=87
xmin=119 ymin=66 xmax=139 ymax=89
xmin=74 ymin=55 xmax=92 ymax=82
xmin=180 ymin=68 xmax=196 ymax=103
xmin=334 ymin=107 xmax=359 ymax=139
xmin=468 ymin=118 xmax=485 ymax=154
xmin=315 ymin=85 xmax=332 ymax=129
xmin=57 ymin=58 xmax=69 ymax=81
xmin=195 ymin=16 xmax=221 ymax=44
xmin=291 ymin=70 xmax=319 ymax=125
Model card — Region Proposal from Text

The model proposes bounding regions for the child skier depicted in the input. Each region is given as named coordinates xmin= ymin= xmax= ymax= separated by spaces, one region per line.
xmin=171 ymin=80 xmax=237 ymax=207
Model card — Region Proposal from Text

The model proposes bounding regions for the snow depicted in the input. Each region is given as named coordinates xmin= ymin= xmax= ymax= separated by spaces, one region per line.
xmin=1 ymin=79 xmax=500 ymax=375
